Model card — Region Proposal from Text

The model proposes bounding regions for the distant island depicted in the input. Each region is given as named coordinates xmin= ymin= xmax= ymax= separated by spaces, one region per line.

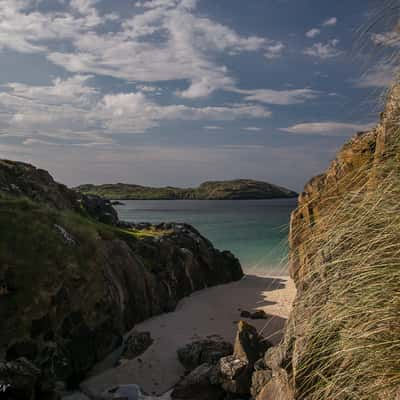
xmin=75 ymin=179 xmax=298 ymax=200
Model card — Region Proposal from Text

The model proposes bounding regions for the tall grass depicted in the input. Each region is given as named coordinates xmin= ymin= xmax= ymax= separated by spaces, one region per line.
xmin=288 ymin=88 xmax=400 ymax=399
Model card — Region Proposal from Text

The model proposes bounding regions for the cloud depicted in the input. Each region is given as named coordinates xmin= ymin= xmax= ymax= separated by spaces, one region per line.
xmin=235 ymin=88 xmax=321 ymax=105
xmin=306 ymin=29 xmax=321 ymax=39
xmin=281 ymin=122 xmax=375 ymax=136
xmin=354 ymin=62 xmax=398 ymax=88
xmin=0 ymin=75 xmax=271 ymax=139
xmin=0 ymin=0 xmax=282 ymax=99
xmin=203 ymin=126 xmax=223 ymax=130
xmin=242 ymin=127 xmax=262 ymax=131
xmin=264 ymin=42 xmax=285 ymax=59
xmin=322 ymin=17 xmax=337 ymax=27
xmin=303 ymin=39 xmax=342 ymax=59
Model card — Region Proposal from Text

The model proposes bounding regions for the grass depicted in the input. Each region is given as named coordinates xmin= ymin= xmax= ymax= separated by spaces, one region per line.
xmin=288 ymin=110 xmax=400 ymax=399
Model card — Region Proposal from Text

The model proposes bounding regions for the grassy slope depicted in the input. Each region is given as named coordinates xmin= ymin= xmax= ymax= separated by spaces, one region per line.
xmin=0 ymin=195 xmax=165 ymax=348
xmin=286 ymin=89 xmax=400 ymax=399
xmin=76 ymin=179 xmax=297 ymax=200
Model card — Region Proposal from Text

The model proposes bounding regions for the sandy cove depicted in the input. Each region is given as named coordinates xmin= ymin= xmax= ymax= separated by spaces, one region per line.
xmin=81 ymin=274 xmax=296 ymax=398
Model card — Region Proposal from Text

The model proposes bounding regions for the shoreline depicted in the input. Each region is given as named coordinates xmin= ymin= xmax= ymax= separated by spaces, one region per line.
xmin=81 ymin=273 xmax=296 ymax=398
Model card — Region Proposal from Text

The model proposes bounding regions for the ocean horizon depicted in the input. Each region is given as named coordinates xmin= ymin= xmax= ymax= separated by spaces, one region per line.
xmin=114 ymin=198 xmax=297 ymax=276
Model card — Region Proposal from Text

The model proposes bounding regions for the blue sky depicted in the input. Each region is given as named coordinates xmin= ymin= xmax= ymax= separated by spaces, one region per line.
xmin=0 ymin=0 xmax=397 ymax=190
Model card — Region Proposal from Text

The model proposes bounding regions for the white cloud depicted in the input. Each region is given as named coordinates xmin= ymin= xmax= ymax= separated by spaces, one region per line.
xmin=281 ymin=122 xmax=375 ymax=136
xmin=354 ymin=62 xmax=398 ymax=88
xmin=303 ymin=39 xmax=342 ymax=59
xmin=0 ymin=75 xmax=271 ymax=139
xmin=203 ymin=126 xmax=223 ymax=130
xmin=264 ymin=42 xmax=285 ymax=59
xmin=0 ymin=0 xmax=281 ymax=99
xmin=235 ymin=88 xmax=321 ymax=105
xmin=306 ymin=29 xmax=320 ymax=39
xmin=242 ymin=127 xmax=262 ymax=131
xmin=322 ymin=17 xmax=337 ymax=27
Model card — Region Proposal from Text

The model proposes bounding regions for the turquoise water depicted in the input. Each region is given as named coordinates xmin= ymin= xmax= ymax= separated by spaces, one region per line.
xmin=114 ymin=199 xmax=297 ymax=275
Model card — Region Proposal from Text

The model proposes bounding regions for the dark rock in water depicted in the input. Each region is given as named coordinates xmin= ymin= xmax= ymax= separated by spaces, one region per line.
xmin=177 ymin=340 xmax=233 ymax=371
xmin=120 ymin=331 xmax=153 ymax=361
xmin=240 ymin=310 xmax=268 ymax=320
xmin=111 ymin=201 xmax=125 ymax=206
xmin=217 ymin=321 xmax=272 ymax=396
xmin=171 ymin=363 xmax=224 ymax=400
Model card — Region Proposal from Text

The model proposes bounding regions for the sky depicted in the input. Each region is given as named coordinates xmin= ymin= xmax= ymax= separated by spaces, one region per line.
xmin=0 ymin=0 xmax=398 ymax=191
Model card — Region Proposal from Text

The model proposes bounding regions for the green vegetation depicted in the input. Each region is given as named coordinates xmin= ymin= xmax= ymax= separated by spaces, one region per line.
xmin=291 ymin=132 xmax=400 ymax=399
xmin=75 ymin=179 xmax=297 ymax=200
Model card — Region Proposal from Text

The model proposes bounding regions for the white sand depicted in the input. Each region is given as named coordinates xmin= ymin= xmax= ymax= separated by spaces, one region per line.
xmin=81 ymin=274 xmax=295 ymax=398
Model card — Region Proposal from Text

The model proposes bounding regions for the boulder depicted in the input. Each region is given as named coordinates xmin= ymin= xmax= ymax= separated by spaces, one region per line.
xmin=240 ymin=310 xmax=268 ymax=320
xmin=233 ymin=321 xmax=270 ymax=365
xmin=177 ymin=340 xmax=233 ymax=371
xmin=171 ymin=364 xmax=224 ymax=400
xmin=100 ymin=384 xmax=144 ymax=400
xmin=0 ymin=358 xmax=40 ymax=400
xmin=217 ymin=321 xmax=272 ymax=396
xmin=120 ymin=331 xmax=153 ymax=361
xmin=62 ymin=393 xmax=91 ymax=400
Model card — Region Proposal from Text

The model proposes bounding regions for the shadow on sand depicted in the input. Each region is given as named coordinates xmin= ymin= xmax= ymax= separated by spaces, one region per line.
xmin=82 ymin=273 xmax=294 ymax=397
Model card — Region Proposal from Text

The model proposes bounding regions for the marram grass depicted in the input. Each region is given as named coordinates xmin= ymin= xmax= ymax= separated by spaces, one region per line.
xmin=290 ymin=131 xmax=400 ymax=399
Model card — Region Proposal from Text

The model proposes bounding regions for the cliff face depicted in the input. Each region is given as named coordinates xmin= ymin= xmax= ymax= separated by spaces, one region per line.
xmin=0 ymin=160 xmax=243 ymax=395
xmin=256 ymin=85 xmax=400 ymax=400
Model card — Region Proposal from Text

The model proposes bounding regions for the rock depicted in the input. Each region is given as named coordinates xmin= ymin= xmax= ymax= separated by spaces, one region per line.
xmin=62 ymin=392 xmax=91 ymax=400
xmin=0 ymin=159 xmax=244 ymax=392
xmin=100 ymin=384 xmax=144 ymax=400
xmin=177 ymin=340 xmax=233 ymax=371
xmin=217 ymin=321 xmax=272 ymax=396
xmin=120 ymin=331 xmax=153 ymax=361
xmin=171 ymin=364 xmax=224 ymax=400
xmin=0 ymin=357 xmax=40 ymax=400
xmin=239 ymin=311 xmax=251 ymax=319
xmin=111 ymin=201 xmax=125 ymax=206
xmin=233 ymin=321 xmax=271 ymax=365
xmin=80 ymin=195 xmax=119 ymax=225
xmin=217 ymin=356 xmax=249 ymax=395
xmin=239 ymin=310 xmax=268 ymax=320
xmin=251 ymin=370 xmax=272 ymax=398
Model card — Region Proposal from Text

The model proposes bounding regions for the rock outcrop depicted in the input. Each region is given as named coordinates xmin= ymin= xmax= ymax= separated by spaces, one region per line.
xmin=0 ymin=160 xmax=243 ymax=397
xmin=257 ymin=86 xmax=400 ymax=399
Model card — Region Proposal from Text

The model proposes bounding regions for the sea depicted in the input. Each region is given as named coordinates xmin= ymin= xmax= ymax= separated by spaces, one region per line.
xmin=114 ymin=198 xmax=297 ymax=276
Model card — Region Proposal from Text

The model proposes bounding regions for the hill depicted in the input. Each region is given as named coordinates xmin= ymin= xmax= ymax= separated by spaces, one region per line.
xmin=0 ymin=159 xmax=243 ymax=398
xmin=76 ymin=179 xmax=297 ymax=200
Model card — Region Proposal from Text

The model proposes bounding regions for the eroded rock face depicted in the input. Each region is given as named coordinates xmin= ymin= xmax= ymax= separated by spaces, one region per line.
xmin=257 ymin=85 xmax=400 ymax=399
xmin=171 ymin=364 xmax=224 ymax=400
xmin=177 ymin=340 xmax=233 ymax=372
xmin=0 ymin=160 xmax=244 ymax=393
xmin=217 ymin=321 xmax=272 ymax=396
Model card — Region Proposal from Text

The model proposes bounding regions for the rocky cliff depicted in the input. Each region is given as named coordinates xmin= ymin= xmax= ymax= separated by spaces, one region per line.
xmin=0 ymin=160 xmax=243 ymax=398
xmin=255 ymin=85 xmax=400 ymax=400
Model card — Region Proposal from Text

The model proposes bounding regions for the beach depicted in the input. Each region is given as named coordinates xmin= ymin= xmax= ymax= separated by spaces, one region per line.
xmin=81 ymin=273 xmax=296 ymax=398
